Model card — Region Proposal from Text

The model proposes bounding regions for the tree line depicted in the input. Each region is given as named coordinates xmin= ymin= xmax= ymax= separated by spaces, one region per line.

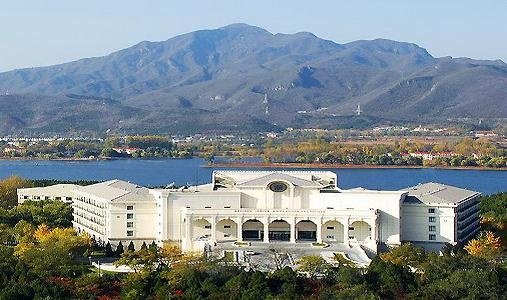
xmin=259 ymin=138 xmax=506 ymax=168
xmin=0 ymin=135 xmax=193 ymax=159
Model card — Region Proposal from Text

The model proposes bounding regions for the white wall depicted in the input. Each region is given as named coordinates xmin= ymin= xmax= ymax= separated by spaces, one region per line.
xmin=164 ymin=192 xmax=241 ymax=242
xmin=315 ymin=191 xmax=405 ymax=245
xmin=401 ymin=204 xmax=456 ymax=243
xmin=109 ymin=201 xmax=157 ymax=240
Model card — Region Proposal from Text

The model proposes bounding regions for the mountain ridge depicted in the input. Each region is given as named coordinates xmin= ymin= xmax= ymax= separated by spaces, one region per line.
xmin=0 ymin=23 xmax=505 ymax=135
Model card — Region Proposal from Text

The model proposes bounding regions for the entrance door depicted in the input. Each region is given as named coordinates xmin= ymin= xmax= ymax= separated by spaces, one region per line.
xmin=297 ymin=230 xmax=316 ymax=241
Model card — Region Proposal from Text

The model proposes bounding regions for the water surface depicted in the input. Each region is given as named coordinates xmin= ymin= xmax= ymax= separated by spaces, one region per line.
xmin=0 ymin=158 xmax=504 ymax=194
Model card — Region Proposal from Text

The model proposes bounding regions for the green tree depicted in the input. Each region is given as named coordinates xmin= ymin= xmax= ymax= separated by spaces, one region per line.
xmin=127 ymin=241 xmax=135 ymax=252
xmin=149 ymin=241 xmax=158 ymax=251
xmin=116 ymin=241 xmax=124 ymax=257
xmin=14 ymin=224 xmax=91 ymax=277
xmin=140 ymin=241 xmax=147 ymax=250
xmin=365 ymin=256 xmax=416 ymax=299
xmin=0 ymin=176 xmax=32 ymax=209
xmin=296 ymin=255 xmax=333 ymax=279
xmin=105 ymin=242 xmax=114 ymax=257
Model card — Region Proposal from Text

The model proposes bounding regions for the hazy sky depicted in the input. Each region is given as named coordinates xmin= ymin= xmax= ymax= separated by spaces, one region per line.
xmin=1 ymin=0 xmax=506 ymax=71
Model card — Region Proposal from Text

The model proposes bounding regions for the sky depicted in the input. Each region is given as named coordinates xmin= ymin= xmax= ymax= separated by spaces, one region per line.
xmin=1 ymin=0 xmax=506 ymax=71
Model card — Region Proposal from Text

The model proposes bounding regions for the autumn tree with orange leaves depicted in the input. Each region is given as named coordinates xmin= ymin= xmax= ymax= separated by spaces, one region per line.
xmin=464 ymin=231 xmax=503 ymax=260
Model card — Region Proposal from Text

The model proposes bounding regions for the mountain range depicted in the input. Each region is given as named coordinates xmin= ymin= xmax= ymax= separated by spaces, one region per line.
xmin=1 ymin=23 xmax=506 ymax=135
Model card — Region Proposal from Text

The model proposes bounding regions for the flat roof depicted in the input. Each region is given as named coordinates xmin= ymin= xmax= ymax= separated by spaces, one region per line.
xmin=402 ymin=182 xmax=480 ymax=205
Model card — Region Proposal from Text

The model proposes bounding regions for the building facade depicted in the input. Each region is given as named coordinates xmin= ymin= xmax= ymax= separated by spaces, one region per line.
xmin=17 ymin=170 xmax=481 ymax=253
xmin=401 ymin=182 xmax=481 ymax=249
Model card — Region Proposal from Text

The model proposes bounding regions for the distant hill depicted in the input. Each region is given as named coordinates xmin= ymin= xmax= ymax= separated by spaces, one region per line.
xmin=0 ymin=23 xmax=505 ymax=135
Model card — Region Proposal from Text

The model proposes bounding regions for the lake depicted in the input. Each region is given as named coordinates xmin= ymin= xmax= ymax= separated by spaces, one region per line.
xmin=0 ymin=158 xmax=505 ymax=194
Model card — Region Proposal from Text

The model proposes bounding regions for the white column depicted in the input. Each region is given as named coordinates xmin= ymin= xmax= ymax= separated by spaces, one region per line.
xmin=370 ymin=218 xmax=376 ymax=242
xmin=290 ymin=217 xmax=296 ymax=243
xmin=263 ymin=219 xmax=269 ymax=242
xmin=211 ymin=216 xmax=217 ymax=244
xmin=185 ymin=215 xmax=193 ymax=250
xmin=237 ymin=217 xmax=243 ymax=242
xmin=316 ymin=221 xmax=322 ymax=243
xmin=343 ymin=218 xmax=350 ymax=246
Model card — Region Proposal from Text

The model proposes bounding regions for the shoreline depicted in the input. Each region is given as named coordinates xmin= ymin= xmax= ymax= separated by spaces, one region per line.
xmin=0 ymin=157 xmax=505 ymax=171
xmin=208 ymin=162 xmax=507 ymax=171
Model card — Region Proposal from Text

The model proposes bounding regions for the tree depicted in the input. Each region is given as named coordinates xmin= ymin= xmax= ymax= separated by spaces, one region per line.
xmin=127 ymin=241 xmax=135 ymax=252
xmin=140 ymin=241 xmax=148 ymax=250
xmin=116 ymin=241 xmax=124 ymax=257
xmin=149 ymin=241 xmax=158 ymax=251
xmin=14 ymin=200 xmax=73 ymax=228
xmin=0 ymin=176 xmax=32 ymax=209
xmin=14 ymin=224 xmax=91 ymax=277
xmin=105 ymin=242 xmax=114 ymax=257
xmin=464 ymin=231 xmax=503 ymax=260
xmin=366 ymin=256 xmax=416 ymax=299
xmin=296 ymin=255 xmax=333 ymax=279
xmin=479 ymin=193 xmax=507 ymax=230
xmin=380 ymin=243 xmax=426 ymax=268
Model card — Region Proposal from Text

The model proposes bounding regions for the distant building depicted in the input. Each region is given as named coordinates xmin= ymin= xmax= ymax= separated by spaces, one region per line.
xmin=112 ymin=147 xmax=142 ymax=155
xmin=17 ymin=171 xmax=480 ymax=253
xmin=407 ymin=152 xmax=456 ymax=160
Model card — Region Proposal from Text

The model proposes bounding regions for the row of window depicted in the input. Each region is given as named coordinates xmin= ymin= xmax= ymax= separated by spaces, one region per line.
xmin=76 ymin=197 xmax=106 ymax=208
xmin=185 ymin=205 xmax=232 ymax=209
xmin=23 ymin=195 xmax=72 ymax=201
xmin=126 ymin=205 xmax=135 ymax=236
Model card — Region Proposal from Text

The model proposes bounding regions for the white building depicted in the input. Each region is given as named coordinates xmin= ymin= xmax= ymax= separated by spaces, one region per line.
xmin=17 ymin=170 xmax=481 ymax=253
xmin=18 ymin=184 xmax=77 ymax=203
xmin=401 ymin=182 xmax=481 ymax=250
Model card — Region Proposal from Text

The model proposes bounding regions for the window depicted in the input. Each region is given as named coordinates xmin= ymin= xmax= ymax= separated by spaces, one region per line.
xmin=23 ymin=196 xmax=28 ymax=199
xmin=126 ymin=205 xmax=134 ymax=210
xmin=429 ymin=217 xmax=436 ymax=222
xmin=326 ymin=207 xmax=334 ymax=209
xmin=327 ymin=226 xmax=334 ymax=230
xmin=186 ymin=206 xmax=191 ymax=209
xmin=205 ymin=206 xmax=211 ymax=209
xmin=268 ymin=181 xmax=288 ymax=192
xmin=204 ymin=225 xmax=211 ymax=229
xmin=44 ymin=196 xmax=50 ymax=200
xmin=428 ymin=208 xmax=435 ymax=213
xmin=66 ymin=197 xmax=72 ymax=201
xmin=127 ymin=231 xmax=134 ymax=237
xmin=224 ymin=225 xmax=231 ymax=229
xmin=348 ymin=227 xmax=355 ymax=231
xmin=224 ymin=234 xmax=230 ymax=237
xmin=55 ymin=197 xmax=61 ymax=200
xmin=326 ymin=235 xmax=334 ymax=239
xmin=127 ymin=222 xmax=134 ymax=228
xmin=429 ymin=234 xmax=436 ymax=240
xmin=127 ymin=213 xmax=134 ymax=219
xmin=224 ymin=206 xmax=231 ymax=208
xmin=429 ymin=225 xmax=436 ymax=231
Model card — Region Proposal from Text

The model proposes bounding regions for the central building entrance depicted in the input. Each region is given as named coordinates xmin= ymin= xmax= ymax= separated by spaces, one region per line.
xmin=296 ymin=220 xmax=317 ymax=241
xmin=242 ymin=219 xmax=264 ymax=241
xmin=269 ymin=219 xmax=290 ymax=241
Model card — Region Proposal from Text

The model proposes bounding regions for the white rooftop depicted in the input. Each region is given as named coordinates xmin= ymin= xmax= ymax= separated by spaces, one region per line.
xmin=18 ymin=184 xmax=79 ymax=195
xmin=402 ymin=182 xmax=480 ymax=205
xmin=77 ymin=179 xmax=155 ymax=202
